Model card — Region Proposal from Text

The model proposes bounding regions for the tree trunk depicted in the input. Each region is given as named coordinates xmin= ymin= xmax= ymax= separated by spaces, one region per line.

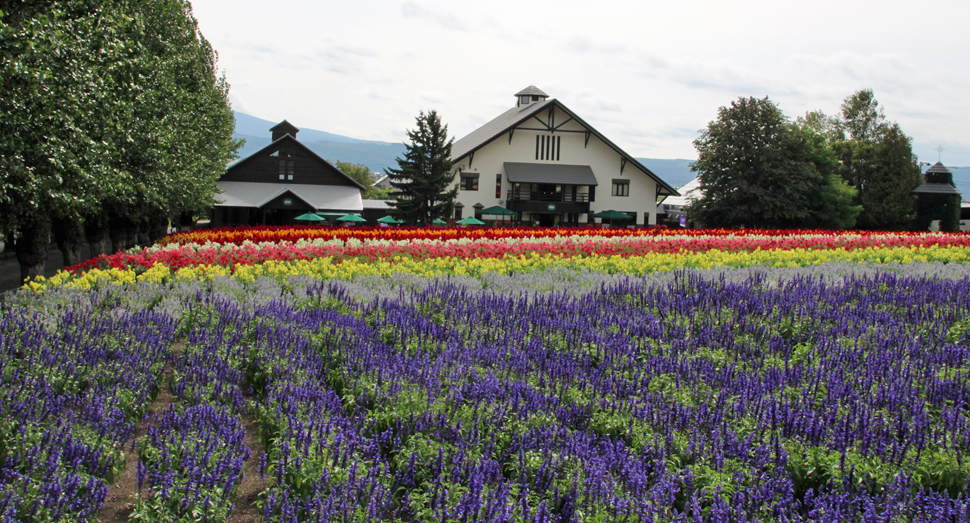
xmin=84 ymin=212 xmax=110 ymax=257
xmin=15 ymin=213 xmax=51 ymax=284
xmin=136 ymin=219 xmax=151 ymax=247
xmin=109 ymin=213 xmax=137 ymax=251
xmin=52 ymin=215 xmax=85 ymax=268
xmin=147 ymin=214 xmax=169 ymax=244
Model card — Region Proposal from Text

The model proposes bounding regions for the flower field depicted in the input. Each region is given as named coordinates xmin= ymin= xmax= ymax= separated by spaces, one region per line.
xmin=3 ymin=226 xmax=970 ymax=522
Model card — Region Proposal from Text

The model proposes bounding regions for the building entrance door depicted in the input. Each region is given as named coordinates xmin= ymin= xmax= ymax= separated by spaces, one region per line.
xmin=537 ymin=213 xmax=559 ymax=227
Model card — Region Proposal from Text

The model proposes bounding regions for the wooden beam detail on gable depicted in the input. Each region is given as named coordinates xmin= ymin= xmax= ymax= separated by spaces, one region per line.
xmin=553 ymin=117 xmax=574 ymax=131
xmin=530 ymin=114 xmax=552 ymax=131
xmin=469 ymin=151 xmax=475 ymax=169
xmin=584 ymin=131 xmax=592 ymax=148
xmin=620 ymin=158 xmax=627 ymax=175
xmin=508 ymin=128 xmax=514 ymax=144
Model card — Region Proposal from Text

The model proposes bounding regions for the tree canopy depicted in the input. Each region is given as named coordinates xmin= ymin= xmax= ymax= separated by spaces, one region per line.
xmin=385 ymin=110 xmax=458 ymax=225
xmin=689 ymin=97 xmax=858 ymax=229
xmin=0 ymin=0 xmax=239 ymax=280
xmin=333 ymin=160 xmax=392 ymax=200
xmin=828 ymin=91 xmax=921 ymax=230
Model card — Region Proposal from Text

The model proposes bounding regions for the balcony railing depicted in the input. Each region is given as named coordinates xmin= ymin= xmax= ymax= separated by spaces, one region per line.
xmin=507 ymin=190 xmax=590 ymax=203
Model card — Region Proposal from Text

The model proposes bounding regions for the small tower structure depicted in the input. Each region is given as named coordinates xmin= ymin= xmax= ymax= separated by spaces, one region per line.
xmin=913 ymin=162 xmax=962 ymax=231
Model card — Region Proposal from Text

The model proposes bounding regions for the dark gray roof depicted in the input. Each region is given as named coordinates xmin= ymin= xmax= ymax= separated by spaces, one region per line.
xmin=926 ymin=162 xmax=953 ymax=175
xmin=515 ymin=85 xmax=549 ymax=98
xmin=913 ymin=182 xmax=962 ymax=195
xmin=504 ymin=162 xmax=599 ymax=186
xmin=451 ymin=99 xmax=555 ymax=160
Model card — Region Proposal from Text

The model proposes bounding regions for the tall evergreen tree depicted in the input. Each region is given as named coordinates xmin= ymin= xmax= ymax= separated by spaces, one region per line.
xmin=385 ymin=110 xmax=458 ymax=225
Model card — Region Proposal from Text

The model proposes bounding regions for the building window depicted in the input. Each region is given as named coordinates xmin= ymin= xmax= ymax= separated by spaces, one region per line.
xmin=589 ymin=186 xmax=596 ymax=202
xmin=535 ymin=135 xmax=561 ymax=161
xmin=643 ymin=212 xmax=651 ymax=225
xmin=455 ymin=207 xmax=462 ymax=220
xmin=495 ymin=174 xmax=502 ymax=198
xmin=279 ymin=160 xmax=286 ymax=179
xmin=460 ymin=173 xmax=479 ymax=191
xmin=612 ymin=179 xmax=630 ymax=197
xmin=520 ymin=95 xmax=530 ymax=105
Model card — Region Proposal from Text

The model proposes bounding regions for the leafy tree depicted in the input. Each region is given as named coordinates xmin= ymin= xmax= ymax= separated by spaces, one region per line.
xmin=0 ymin=1 xmax=132 ymax=280
xmin=792 ymin=124 xmax=861 ymax=229
xmin=839 ymin=89 xmax=887 ymax=143
xmin=105 ymin=0 xmax=239 ymax=247
xmin=796 ymin=110 xmax=844 ymax=142
xmin=0 ymin=0 xmax=239 ymax=282
xmin=689 ymin=97 xmax=855 ymax=229
xmin=861 ymin=124 xmax=921 ymax=230
xmin=334 ymin=160 xmax=392 ymax=200
xmin=385 ymin=110 xmax=458 ymax=225
xmin=828 ymin=90 xmax=920 ymax=230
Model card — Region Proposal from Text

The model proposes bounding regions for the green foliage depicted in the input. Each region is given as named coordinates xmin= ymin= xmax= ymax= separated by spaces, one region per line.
xmin=839 ymin=89 xmax=887 ymax=144
xmin=385 ymin=110 xmax=458 ymax=225
xmin=0 ymin=0 xmax=240 ymax=277
xmin=829 ymin=91 xmax=922 ymax=231
xmin=333 ymin=160 xmax=392 ymax=200
xmin=690 ymin=96 xmax=855 ymax=229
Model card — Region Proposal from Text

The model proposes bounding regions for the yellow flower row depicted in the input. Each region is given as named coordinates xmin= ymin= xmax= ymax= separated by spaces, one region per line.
xmin=26 ymin=244 xmax=970 ymax=292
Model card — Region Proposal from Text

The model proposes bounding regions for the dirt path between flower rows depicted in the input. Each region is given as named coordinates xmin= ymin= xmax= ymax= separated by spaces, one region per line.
xmin=229 ymin=377 xmax=269 ymax=523
xmin=95 ymin=342 xmax=269 ymax=522
xmin=96 ymin=346 xmax=179 ymax=523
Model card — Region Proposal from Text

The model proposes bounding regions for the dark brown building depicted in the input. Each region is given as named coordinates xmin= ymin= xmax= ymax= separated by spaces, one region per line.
xmin=212 ymin=121 xmax=365 ymax=227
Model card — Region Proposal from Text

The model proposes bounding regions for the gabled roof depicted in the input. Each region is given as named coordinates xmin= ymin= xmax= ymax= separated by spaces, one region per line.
xmin=223 ymin=134 xmax=366 ymax=190
xmin=451 ymin=98 xmax=556 ymax=160
xmin=215 ymin=181 xmax=364 ymax=211
xmin=450 ymin=98 xmax=679 ymax=197
xmin=515 ymin=85 xmax=549 ymax=98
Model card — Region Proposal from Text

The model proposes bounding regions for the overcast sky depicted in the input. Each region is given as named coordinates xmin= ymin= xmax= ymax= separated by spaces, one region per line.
xmin=191 ymin=0 xmax=970 ymax=165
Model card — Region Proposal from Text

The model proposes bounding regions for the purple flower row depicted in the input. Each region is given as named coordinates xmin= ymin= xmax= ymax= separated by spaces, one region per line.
xmin=132 ymin=293 xmax=252 ymax=522
xmin=242 ymin=271 xmax=970 ymax=521
xmin=0 ymin=302 xmax=174 ymax=521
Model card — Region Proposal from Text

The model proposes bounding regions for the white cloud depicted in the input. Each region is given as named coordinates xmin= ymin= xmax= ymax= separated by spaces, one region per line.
xmin=400 ymin=2 xmax=468 ymax=31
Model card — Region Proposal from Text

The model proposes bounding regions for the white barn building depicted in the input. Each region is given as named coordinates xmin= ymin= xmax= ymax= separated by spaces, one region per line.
xmin=448 ymin=86 xmax=678 ymax=226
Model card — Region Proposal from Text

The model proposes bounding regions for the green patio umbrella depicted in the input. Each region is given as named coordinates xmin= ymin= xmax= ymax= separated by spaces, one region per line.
xmin=337 ymin=214 xmax=367 ymax=223
xmin=479 ymin=205 xmax=517 ymax=216
xmin=316 ymin=212 xmax=349 ymax=220
xmin=456 ymin=216 xmax=486 ymax=225
xmin=294 ymin=212 xmax=325 ymax=222
xmin=593 ymin=209 xmax=633 ymax=226
xmin=376 ymin=215 xmax=403 ymax=224
xmin=432 ymin=218 xmax=447 ymax=225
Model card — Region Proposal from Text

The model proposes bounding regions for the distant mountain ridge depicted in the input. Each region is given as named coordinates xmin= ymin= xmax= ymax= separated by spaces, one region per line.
xmin=232 ymin=111 xmax=698 ymax=188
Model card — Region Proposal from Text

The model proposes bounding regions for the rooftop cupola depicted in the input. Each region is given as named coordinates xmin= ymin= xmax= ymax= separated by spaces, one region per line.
xmin=270 ymin=120 xmax=300 ymax=141
xmin=515 ymin=85 xmax=549 ymax=107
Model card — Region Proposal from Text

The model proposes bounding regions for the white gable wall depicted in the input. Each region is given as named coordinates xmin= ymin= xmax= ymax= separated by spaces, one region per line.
xmin=449 ymin=105 xmax=658 ymax=225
